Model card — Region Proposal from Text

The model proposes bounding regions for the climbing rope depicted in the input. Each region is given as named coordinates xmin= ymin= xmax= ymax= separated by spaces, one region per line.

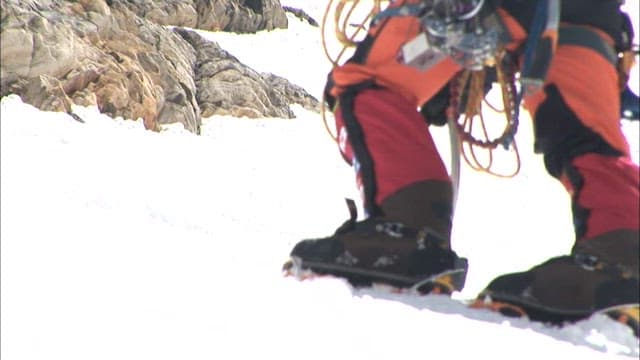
xmin=448 ymin=52 xmax=522 ymax=177
xmin=322 ymin=0 xmax=385 ymax=67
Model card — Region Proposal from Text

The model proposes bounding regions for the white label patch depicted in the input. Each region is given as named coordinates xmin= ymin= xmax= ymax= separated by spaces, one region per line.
xmin=400 ymin=33 xmax=447 ymax=71
xmin=401 ymin=33 xmax=430 ymax=64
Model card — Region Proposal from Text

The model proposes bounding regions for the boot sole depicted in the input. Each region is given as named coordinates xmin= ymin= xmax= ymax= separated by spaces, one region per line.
xmin=283 ymin=256 xmax=467 ymax=295
xmin=473 ymin=292 xmax=639 ymax=337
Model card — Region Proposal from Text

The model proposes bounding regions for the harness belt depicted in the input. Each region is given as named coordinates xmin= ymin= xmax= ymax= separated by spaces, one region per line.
xmin=558 ymin=26 xmax=618 ymax=66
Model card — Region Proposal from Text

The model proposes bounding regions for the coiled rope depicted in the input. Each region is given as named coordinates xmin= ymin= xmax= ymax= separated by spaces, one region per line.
xmin=448 ymin=53 xmax=522 ymax=178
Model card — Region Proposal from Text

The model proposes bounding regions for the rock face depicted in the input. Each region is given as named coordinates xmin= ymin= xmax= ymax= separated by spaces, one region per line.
xmin=0 ymin=0 xmax=319 ymax=134
xmin=117 ymin=0 xmax=288 ymax=33
xmin=283 ymin=6 xmax=318 ymax=27
xmin=175 ymin=28 xmax=318 ymax=120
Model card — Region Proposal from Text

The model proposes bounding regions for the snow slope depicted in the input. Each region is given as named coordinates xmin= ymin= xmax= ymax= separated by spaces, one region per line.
xmin=1 ymin=1 xmax=639 ymax=359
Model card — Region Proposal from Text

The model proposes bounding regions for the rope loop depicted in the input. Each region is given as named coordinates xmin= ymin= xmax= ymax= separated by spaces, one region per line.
xmin=448 ymin=51 xmax=522 ymax=177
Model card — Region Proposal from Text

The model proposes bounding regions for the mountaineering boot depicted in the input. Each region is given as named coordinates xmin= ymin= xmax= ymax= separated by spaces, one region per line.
xmin=475 ymin=230 xmax=639 ymax=334
xmin=285 ymin=181 xmax=468 ymax=294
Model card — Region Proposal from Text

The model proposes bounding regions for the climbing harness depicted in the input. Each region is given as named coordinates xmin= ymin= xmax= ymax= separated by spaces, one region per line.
xmin=319 ymin=1 xmax=566 ymax=183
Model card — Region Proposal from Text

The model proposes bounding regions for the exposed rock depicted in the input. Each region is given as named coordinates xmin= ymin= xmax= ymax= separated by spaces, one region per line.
xmin=1 ymin=0 xmax=320 ymax=134
xmin=175 ymin=28 xmax=319 ymax=119
xmin=1 ymin=0 xmax=199 ymax=132
xmin=194 ymin=0 xmax=288 ymax=32
xmin=111 ymin=0 xmax=288 ymax=33
xmin=10 ymin=75 xmax=73 ymax=114
xmin=110 ymin=0 xmax=199 ymax=28
xmin=282 ymin=6 xmax=319 ymax=27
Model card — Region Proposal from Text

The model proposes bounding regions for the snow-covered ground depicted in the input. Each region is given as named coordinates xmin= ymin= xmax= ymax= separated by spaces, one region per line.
xmin=2 ymin=1 xmax=639 ymax=359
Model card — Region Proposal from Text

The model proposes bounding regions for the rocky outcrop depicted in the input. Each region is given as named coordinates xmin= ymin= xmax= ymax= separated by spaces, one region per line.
xmin=175 ymin=28 xmax=318 ymax=119
xmin=117 ymin=0 xmax=288 ymax=33
xmin=195 ymin=0 xmax=288 ymax=32
xmin=0 ymin=0 xmax=319 ymax=134
xmin=283 ymin=6 xmax=319 ymax=27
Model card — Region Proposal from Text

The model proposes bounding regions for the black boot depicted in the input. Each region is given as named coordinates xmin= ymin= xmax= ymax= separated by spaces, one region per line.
xmin=477 ymin=230 xmax=639 ymax=332
xmin=286 ymin=181 xmax=468 ymax=294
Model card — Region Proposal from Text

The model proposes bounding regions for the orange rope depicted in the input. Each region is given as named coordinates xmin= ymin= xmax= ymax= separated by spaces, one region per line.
xmin=322 ymin=0 xmax=383 ymax=67
xmin=451 ymin=53 xmax=521 ymax=178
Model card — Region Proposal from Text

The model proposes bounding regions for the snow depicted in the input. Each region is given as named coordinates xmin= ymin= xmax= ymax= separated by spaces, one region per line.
xmin=1 ymin=1 xmax=639 ymax=359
